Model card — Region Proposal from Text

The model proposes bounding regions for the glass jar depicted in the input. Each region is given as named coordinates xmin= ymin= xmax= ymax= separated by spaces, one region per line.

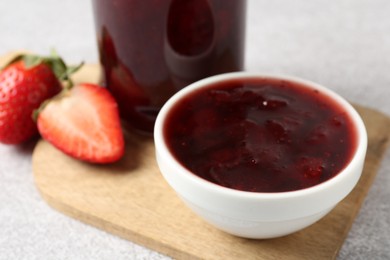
xmin=92 ymin=0 xmax=247 ymax=133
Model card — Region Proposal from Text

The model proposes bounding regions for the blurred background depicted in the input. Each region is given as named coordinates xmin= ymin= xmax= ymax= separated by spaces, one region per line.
xmin=1 ymin=0 xmax=389 ymax=116
xmin=0 ymin=0 xmax=389 ymax=259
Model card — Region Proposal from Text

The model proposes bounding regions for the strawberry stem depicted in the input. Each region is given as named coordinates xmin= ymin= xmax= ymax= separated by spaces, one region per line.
xmin=3 ymin=50 xmax=83 ymax=89
xmin=61 ymin=62 xmax=85 ymax=89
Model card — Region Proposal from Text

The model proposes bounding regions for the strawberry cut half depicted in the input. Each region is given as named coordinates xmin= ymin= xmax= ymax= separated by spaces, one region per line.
xmin=37 ymin=83 xmax=125 ymax=163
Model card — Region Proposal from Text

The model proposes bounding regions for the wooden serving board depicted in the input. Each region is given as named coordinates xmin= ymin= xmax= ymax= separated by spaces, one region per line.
xmin=4 ymin=52 xmax=385 ymax=259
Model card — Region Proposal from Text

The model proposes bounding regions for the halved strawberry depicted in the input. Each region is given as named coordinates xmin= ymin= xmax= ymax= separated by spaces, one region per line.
xmin=36 ymin=83 xmax=125 ymax=163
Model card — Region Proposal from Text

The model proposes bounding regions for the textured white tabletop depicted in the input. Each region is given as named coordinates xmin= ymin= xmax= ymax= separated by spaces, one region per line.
xmin=1 ymin=0 xmax=389 ymax=259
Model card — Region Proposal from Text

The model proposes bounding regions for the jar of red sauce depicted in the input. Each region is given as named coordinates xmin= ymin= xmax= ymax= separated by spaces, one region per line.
xmin=92 ymin=0 xmax=247 ymax=133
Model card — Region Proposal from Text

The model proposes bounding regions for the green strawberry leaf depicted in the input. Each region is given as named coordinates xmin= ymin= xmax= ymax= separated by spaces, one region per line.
xmin=23 ymin=54 xmax=45 ymax=68
xmin=2 ymin=50 xmax=84 ymax=88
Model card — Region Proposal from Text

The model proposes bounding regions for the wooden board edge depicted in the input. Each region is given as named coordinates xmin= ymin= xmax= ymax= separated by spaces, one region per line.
xmin=333 ymin=105 xmax=390 ymax=258
xmin=31 ymin=141 xmax=200 ymax=260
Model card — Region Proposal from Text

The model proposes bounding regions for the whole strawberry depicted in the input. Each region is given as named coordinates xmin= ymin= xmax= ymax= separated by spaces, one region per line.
xmin=0 ymin=53 xmax=80 ymax=144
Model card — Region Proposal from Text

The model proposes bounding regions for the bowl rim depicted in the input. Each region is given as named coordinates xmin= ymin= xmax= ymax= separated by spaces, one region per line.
xmin=154 ymin=72 xmax=368 ymax=201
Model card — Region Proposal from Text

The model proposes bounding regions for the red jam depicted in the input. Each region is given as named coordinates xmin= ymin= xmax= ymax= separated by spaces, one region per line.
xmin=92 ymin=0 xmax=246 ymax=133
xmin=163 ymin=78 xmax=358 ymax=192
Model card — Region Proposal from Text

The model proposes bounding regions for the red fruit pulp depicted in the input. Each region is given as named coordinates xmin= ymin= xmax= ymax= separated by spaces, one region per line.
xmin=163 ymin=78 xmax=358 ymax=193
xmin=92 ymin=0 xmax=246 ymax=133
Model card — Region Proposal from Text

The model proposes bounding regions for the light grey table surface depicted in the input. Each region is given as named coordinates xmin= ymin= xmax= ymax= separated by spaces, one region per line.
xmin=1 ymin=0 xmax=389 ymax=259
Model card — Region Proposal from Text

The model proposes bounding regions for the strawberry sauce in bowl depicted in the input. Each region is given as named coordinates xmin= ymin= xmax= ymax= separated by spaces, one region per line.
xmin=154 ymin=72 xmax=367 ymax=238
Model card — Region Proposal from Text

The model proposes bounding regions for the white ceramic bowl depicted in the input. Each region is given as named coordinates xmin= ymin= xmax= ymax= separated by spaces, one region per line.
xmin=154 ymin=72 xmax=367 ymax=239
